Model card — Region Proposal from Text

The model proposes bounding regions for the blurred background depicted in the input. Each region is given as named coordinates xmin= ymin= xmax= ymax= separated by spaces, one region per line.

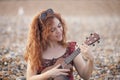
xmin=0 ymin=0 xmax=120 ymax=80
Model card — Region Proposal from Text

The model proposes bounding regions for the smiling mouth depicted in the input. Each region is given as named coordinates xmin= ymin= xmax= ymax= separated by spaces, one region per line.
xmin=56 ymin=34 xmax=62 ymax=38
xmin=56 ymin=35 xmax=61 ymax=38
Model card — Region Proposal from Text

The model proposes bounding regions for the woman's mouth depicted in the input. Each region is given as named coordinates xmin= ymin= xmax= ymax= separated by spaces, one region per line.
xmin=56 ymin=34 xmax=62 ymax=38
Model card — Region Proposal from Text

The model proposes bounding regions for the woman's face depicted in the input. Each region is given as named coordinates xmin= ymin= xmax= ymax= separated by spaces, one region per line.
xmin=48 ymin=17 xmax=63 ymax=42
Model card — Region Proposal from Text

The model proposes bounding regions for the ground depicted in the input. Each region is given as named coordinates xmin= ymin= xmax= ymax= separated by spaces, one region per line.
xmin=0 ymin=0 xmax=120 ymax=80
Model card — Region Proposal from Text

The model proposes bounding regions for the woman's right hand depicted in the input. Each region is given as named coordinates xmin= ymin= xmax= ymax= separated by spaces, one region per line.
xmin=45 ymin=64 xmax=70 ymax=78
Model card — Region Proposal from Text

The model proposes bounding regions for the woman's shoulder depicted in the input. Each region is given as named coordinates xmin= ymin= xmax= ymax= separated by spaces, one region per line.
xmin=67 ymin=41 xmax=77 ymax=49
xmin=66 ymin=41 xmax=78 ymax=54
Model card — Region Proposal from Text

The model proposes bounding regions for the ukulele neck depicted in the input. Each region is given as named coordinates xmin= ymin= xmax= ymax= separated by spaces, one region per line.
xmin=64 ymin=48 xmax=80 ymax=64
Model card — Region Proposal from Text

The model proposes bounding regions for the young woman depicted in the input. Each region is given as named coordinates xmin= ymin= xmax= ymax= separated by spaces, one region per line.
xmin=24 ymin=8 xmax=94 ymax=80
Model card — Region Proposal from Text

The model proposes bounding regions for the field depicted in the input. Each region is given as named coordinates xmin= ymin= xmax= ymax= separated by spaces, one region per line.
xmin=0 ymin=0 xmax=120 ymax=80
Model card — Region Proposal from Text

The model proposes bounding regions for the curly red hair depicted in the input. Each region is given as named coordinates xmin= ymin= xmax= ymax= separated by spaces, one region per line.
xmin=24 ymin=9 xmax=67 ymax=72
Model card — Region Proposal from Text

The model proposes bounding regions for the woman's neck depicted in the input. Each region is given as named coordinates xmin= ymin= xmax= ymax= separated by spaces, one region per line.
xmin=49 ymin=41 xmax=60 ymax=48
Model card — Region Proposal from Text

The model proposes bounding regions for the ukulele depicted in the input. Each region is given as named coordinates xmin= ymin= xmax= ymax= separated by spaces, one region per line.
xmin=41 ymin=33 xmax=100 ymax=80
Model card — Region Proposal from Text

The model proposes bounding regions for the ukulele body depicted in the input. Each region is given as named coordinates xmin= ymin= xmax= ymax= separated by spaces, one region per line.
xmin=41 ymin=58 xmax=73 ymax=80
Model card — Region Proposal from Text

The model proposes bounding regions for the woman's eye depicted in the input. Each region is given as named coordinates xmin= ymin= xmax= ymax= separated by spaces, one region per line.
xmin=51 ymin=28 xmax=55 ymax=32
xmin=58 ymin=25 xmax=61 ymax=28
xmin=58 ymin=24 xmax=62 ymax=28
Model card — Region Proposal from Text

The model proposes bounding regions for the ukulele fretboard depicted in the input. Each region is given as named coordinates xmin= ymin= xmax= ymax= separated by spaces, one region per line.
xmin=64 ymin=48 xmax=80 ymax=64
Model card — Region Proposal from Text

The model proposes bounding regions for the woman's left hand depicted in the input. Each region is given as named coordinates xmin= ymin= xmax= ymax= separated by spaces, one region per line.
xmin=80 ymin=43 xmax=94 ymax=61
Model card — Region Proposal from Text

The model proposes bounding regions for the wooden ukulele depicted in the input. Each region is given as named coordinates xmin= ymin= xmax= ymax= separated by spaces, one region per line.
xmin=41 ymin=33 xmax=100 ymax=80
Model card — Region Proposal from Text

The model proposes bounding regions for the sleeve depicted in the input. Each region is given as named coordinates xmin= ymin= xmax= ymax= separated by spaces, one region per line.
xmin=67 ymin=42 xmax=77 ymax=65
xmin=68 ymin=42 xmax=77 ymax=55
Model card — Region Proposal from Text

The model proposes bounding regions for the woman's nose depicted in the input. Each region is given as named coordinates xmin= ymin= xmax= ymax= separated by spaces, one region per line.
xmin=56 ymin=28 xmax=61 ymax=34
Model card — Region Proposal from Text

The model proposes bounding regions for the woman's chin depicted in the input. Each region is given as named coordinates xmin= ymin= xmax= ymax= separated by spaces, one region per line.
xmin=57 ymin=37 xmax=63 ymax=41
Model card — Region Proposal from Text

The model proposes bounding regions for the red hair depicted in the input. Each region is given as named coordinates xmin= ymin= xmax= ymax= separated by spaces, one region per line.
xmin=24 ymin=10 xmax=67 ymax=72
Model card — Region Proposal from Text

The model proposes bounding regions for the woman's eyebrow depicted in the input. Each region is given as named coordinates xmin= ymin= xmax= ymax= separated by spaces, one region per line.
xmin=52 ymin=22 xmax=61 ymax=28
xmin=58 ymin=23 xmax=61 ymax=26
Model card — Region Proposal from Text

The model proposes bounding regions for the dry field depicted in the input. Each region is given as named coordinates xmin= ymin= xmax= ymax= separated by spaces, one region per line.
xmin=0 ymin=0 xmax=120 ymax=80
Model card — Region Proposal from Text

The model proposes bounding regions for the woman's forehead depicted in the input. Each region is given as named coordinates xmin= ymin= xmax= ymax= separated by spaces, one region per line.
xmin=51 ymin=17 xmax=60 ymax=27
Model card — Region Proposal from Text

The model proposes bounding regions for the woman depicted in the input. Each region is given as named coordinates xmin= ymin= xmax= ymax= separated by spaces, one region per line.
xmin=24 ymin=8 xmax=94 ymax=80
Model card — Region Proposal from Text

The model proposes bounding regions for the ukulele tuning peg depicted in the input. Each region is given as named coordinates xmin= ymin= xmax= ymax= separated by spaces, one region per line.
xmin=90 ymin=33 xmax=93 ymax=35
xmin=86 ymin=37 xmax=88 ymax=39
xmin=92 ymin=44 xmax=95 ymax=46
xmin=97 ymin=41 xmax=100 ymax=43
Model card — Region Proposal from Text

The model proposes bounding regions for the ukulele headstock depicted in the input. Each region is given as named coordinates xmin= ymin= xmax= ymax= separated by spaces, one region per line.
xmin=84 ymin=33 xmax=100 ymax=46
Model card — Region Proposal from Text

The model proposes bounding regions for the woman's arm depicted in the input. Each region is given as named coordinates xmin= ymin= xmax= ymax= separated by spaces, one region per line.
xmin=26 ymin=61 xmax=50 ymax=80
xmin=73 ymin=44 xmax=94 ymax=80
xmin=26 ymin=61 xmax=70 ymax=80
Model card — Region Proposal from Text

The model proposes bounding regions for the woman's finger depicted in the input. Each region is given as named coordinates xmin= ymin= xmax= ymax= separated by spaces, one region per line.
xmin=59 ymin=69 xmax=70 ymax=72
xmin=60 ymin=72 xmax=69 ymax=76
xmin=54 ymin=64 xmax=61 ymax=69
